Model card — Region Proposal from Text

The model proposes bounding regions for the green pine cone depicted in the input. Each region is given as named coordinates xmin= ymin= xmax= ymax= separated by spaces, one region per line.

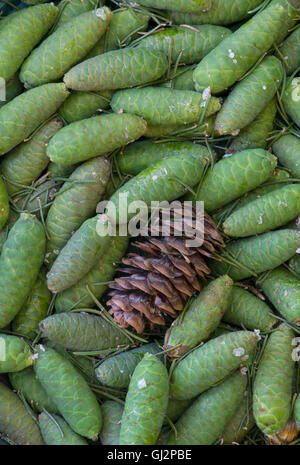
xmin=111 ymin=86 xmax=221 ymax=126
xmin=46 ymin=215 xmax=111 ymax=293
xmin=39 ymin=312 xmax=132 ymax=351
xmin=45 ymin=156 xmax=110 ymax=266
xmin=34 ymin=346 xmax=102 ymax=440
xmin=20 ymin=7 xmax=112 ymax=88
xmin=46 ymin=113 xmax=147 ymax=166
xmin=119 ymin=353 xmax=169 ymax=445
xmin=196 ymin=149 xmax=277 ymax=212
xmin=193 ymin=0 xmax=298 ymax=93
xmin=164 ymin=275 xmax=233 ymax=358
xmin=215 ymin=57 xmax=282 ymax=135
xmin=0 ymin=117 xmax=63 ymax=196
xmin=0 ymin=83 xmax=69 ymax=155
xmin=64 ymin=48 xmax=168 ymax=91
xmin=0 ymin=334 xmax=33 ymax=373
xmin=259 ymin=266 xmax=300 ymax=324
xmin=253 ymin=324 xmax=295 ymax=438
xmin=166 ymin=371 xmax=247 ymax=445
xmin=0 ymin=4 xmax=58 ymax=82
xmin=0 ymin=213 xmax=46 ymax=328
xmin=170 ymin=330 xmax=258 ymax=400
xmin=223 ymin=184 xmax=300 ymax=237
xmin=223 ymin=286 xmax=276 ymax=331
xmin=56 ymin=0 xmax=98 ymax=28
xmin=209 ymin=229 xmax=300 ymax=280
xmin=0 ymin=381 xmax=44 ymax=445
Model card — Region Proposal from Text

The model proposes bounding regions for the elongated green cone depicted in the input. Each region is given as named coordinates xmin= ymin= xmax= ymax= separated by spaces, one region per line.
xmin=0 ymin=177 xmax=9 ymax=230
xmin=39 ymin=413 xmax=88 ymax=445
xmin=117 ymin=141 xmax=210 ymax=176
xmin=12 ymin=268 xmax=51 ymax=340
xmin=210 ymin=229 xmax=300 ymax=280
xmin=272 ymin=134 xmax=300 ymax=178
xmin=9 ymin=367 xmax=58 ymax=414
xmin=166 ymin=0 xmax=263 ymax=26
xmin=0 ymin=213 xmax=46 ymax=328
xmin=279 ymin=26 xmax=300 ymax=74
xmin=0 ymin=74 xmax=23 ymax=109
xmin=260 ymin=266 xmax=300 ymax=324
xmin=170 ymin=330 xmax=258 ymax=400
xmin=55 ymin=234 xmax=129 ymax=312
xmin=46 ymin=113 xmax=147 ymax=166
xmin=223 ymin=184 xmax=300 ymax=237
xmin=164 ymin=275 xmax=233 ymax=359
xmin=64 ymin=48 xmax=168 ymax=91
xmin=58 ymin=90 xmax=113 ymax=124
xmin=106 ymin=150 xmax=207 ymax=224
xmin=229 ymin=99 xmax=277 ymax=153
xmin=0 ymin=334 xmax=33 ymax=373
xmin=223 ymin=286 xmax=276 ymax=331
xmin=47 ymin=216 xmax=111 ymax=292
xmin=0 ymin=381 xmax=44 ymax=445
xmin=56 ymin=0 xmax=99 ymax=27
xmin=20 ymin=8 xmax=112 ymax=88
xmin=45 ymin=157 xmax=110 ymax=266
xmin=119 ymin=353 xmax=169 ymax=445
xmin=221 ymin=396 xmax=255 ymax=444
xmin=0 ymin=3 xmax=58 ymax=82
xmin=100 ymin=401 xmax=123 ymax=446
xmin=39 ymin=313 xmax=132 ymax=351
xmin=215 ymin=57 xmax=282 ymax=135
xmin=136 ymin=25 xmax=231 ymax=65
xmin=166 ymin=371 xmax=247 ymax=445
xmin=196 ymin=149 xmax=277 ymax=212
xmin=282 ymin=77 xmax=300 ymax=127
xmin=0 ymin=117 xmax=63 ymax=196
xmin=87 ymin=8 xmax=150 ymax=58
xmin=111 ymin=87 xmax=220 ymax=126
xmin=253 ymin=324 xmax=295 ymax=438
xmin=0 ymin=83 xmax=69 ymax=155
xmin=213 ymin=168 xmax=290 ymax=226
xmin=95 ymin=343 xmax=161 ymax=389
xmin=34 ymin=346 xmax=102 ymax=440
xmin=193 ymin=0 xmax=298 ymax=94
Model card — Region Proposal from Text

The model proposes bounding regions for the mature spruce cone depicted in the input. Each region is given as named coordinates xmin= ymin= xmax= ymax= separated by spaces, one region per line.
xmin=107 ymin=206 xmax=224 ymax=334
